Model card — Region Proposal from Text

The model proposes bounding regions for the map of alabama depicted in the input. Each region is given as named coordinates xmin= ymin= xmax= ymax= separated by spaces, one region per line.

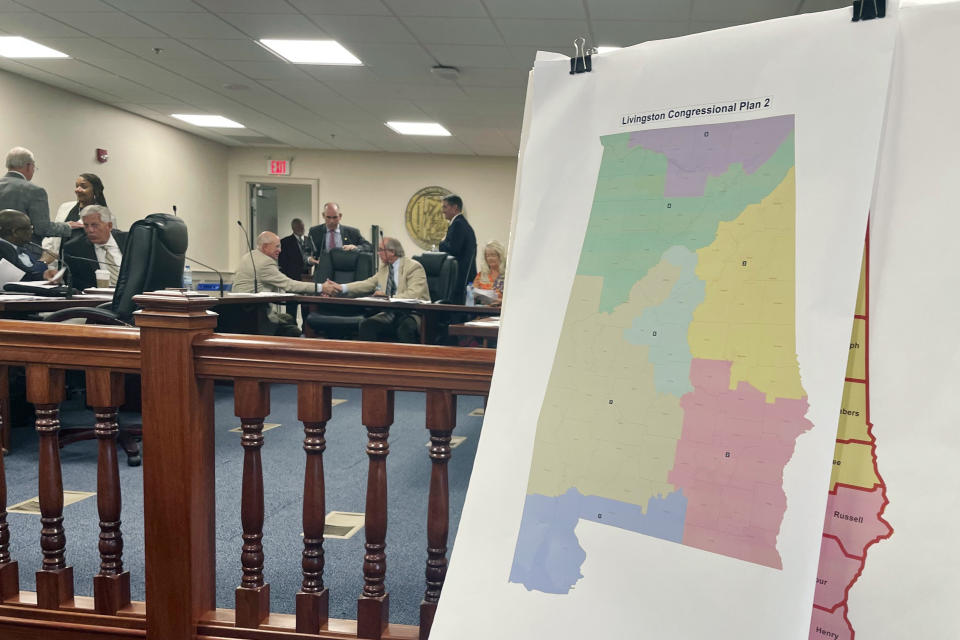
xmin=511 ymin=115 xmax=812 ymax=593
xmin=809 ymin=236 xmax=893 ymax=640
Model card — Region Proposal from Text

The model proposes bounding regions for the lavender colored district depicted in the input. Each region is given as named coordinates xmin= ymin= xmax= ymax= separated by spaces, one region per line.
xmin=510 ymin=488 xmax=687 ymax=593
xmin=628 ymin=114 xmax=794 ymax=197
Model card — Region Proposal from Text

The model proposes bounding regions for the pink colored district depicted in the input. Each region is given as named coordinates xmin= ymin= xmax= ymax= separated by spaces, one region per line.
xmin=823 ymin=485 xmax=892 ymax=557
xmin=809 ymin=605 xmax=852 ymax=640
xmin=813 ymin=537 xmax=861 ymax=610
xmin=668 ymin=358 xmax=813 ymax=569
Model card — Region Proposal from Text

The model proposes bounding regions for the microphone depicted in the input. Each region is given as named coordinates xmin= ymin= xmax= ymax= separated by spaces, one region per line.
xmin=236 ymin=220 xmax=258 ymax=293
xmin=172 ymin=205 xmax=178 ymax=216
xmin=185 ymin=255 xmax=224 ymax=298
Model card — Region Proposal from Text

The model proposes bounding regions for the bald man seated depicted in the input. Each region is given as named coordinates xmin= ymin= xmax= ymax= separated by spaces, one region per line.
xmin=0 ymin=208 xmax=57 ymax=281
xmin=232 ymin=230 xmax=321 ymax=336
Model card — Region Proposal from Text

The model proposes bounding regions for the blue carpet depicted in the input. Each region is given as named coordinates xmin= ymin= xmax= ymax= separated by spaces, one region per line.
xmin=3 ymin=384 xmax=485 ymax=625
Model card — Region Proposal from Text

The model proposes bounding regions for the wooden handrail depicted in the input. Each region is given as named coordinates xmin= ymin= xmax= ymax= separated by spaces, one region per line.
xmin=0 ymin=321 xmax=139 ymax=372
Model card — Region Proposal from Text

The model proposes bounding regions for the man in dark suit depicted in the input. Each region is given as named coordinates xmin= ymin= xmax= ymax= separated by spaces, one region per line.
xmin=308 ymin=202 xmax=371 ymax=256
xmin=278 ymin=217 xmax=315 ymax=317
xmin=62 ymin=205 xmax=128 ymax=291
xmin=439 ymin=194 xmax=477 ymax=305
xmin=0 ymin=209 xmax=55 ymax=281
xmin=0 ymin=147 xmax=81 ymax=247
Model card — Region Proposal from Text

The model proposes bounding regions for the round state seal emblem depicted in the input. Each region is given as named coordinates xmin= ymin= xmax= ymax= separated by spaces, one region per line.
xmin=405 ymin=186 xmax=455 ymax=250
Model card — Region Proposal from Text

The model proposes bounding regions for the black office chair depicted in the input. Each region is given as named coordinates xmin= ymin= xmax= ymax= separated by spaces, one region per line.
xmin=413 ymin=252 xmax=458 ymax=303
xmin=47 ymin=213 xmax=188 ymax=325
xmin=45 ymin=213 xmax=188 ymax=464
xmin=305 ymin=249 xmax=375 ymax=338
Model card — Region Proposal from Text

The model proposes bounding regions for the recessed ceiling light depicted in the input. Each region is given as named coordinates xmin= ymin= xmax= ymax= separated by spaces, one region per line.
xmin=171 ymin=114 xmax=245 ymax=128
xmin=386 ymin=122 xmax=451 ymax=136
xmin=259 ymin=39 xmax=362 ymax=65
xmin=0 ymin=36 xmax=69 ymax=59
xmin=597 ymin=46 xmax=623 ymax=54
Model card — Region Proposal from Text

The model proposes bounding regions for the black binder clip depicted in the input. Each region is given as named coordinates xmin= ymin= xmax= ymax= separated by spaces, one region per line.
xmin=852 ymin=0 xmax=885 ymax=21
xmin=569 ymin=37 xmax=594 ymax=75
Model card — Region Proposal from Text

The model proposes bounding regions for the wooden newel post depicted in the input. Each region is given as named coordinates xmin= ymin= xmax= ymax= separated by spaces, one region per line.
xmin=358 ymin=386 xmax=394 ymax=640
xmin=0 ymin=381 xmax=18 ymax=600
xmin=420 ymin=391 xmax=456 ymax=640
xmin=234 ymin=379 xmax=271 ymax=629
xmin=296 ymin=382 xmax=331 ymax=634
xmin=133 ymin=291 xmax=218 ymax=640
xmin=86 ymin=369 xmax=130 ymax=615
xmin=27 ymin=364 xmax=72 ymax=609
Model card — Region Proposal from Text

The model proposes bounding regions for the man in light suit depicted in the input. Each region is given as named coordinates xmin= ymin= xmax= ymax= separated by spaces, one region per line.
xmin=308 ymin=202 xmax=371 ymax=256
xmin=232 ymin=230 xmax=321 ymax=336
xmin=321 ymin=236 xmax=429 ymax=343
xmin=439 ymin=194 xmax=477 ymax=305
xmin=0 ymin=147 xmax=81 ymax=247
xmin=0 ymin=209 xmax=56 ymax=281
xmin=62 ymin=205 xmax=128 ymax=291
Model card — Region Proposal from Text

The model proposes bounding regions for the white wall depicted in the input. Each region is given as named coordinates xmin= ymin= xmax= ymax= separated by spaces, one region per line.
xmin=227 ymin=149 xmax=518 ymax=274
xmin=0 ymin=69 xmax=229 ymax=266
xmin=274 ymin=183 xmax=312 ymax=236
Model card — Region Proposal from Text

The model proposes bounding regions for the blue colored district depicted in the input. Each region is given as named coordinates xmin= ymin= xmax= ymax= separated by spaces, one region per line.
xmin=510 ymin=487 xmax=688 ymax=593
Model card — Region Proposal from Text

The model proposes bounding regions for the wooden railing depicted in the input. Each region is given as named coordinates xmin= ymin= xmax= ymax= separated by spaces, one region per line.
xmin=0 ymin=290 xmax=496 ymax=640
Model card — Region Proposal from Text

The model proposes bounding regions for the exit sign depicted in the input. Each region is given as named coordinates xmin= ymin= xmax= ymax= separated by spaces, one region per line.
xmin=268 ymin=159 xmax=291 ymax=176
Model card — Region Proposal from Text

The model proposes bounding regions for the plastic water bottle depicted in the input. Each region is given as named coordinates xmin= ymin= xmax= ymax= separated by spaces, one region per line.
xmin=182 ymin=264 xmax=193 ymax=290
xmin=465 ymin=283 xmax=474 ymax=306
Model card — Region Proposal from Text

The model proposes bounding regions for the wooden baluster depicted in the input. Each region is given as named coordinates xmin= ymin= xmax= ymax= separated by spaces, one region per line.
xmin=234 ymin=379 xmax=271 ymax=629
xmin=87 ymin=369 xmax=131 ymax=615
xmin=0 ymin=395 xmax=19 ymax=600
xmin=420 ymin=391 xmax=457 ymax=640
xmin=27 ymin=365 xmax=73 ymax=609
xmin=0 ymin=365 xmax=10 ymax=452
xmin=296 ymin=382 xmax=332 ymax=634
xmin=357 ymin=387 xmax=394 ymax=640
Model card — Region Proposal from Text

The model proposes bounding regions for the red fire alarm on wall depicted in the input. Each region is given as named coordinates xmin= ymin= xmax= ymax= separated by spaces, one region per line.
xmin=96 ymin=148 xmax=109 ymax=163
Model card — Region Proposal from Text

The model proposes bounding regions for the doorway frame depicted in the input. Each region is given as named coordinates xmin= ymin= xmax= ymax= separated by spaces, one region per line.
xmin=236 ymin=175 xmax=320 ymax=260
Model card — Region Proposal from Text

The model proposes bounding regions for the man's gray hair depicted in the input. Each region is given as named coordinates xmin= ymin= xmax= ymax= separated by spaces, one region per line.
xmin=80 ymin=204 xmax=114 ymax=224
xmin=256 ymin=231 xmax=278 ymax=248
xmin=383 ymin=236 xmax=404 ymax=257
xmin=5 ymin=147 xmax=34 ymax=171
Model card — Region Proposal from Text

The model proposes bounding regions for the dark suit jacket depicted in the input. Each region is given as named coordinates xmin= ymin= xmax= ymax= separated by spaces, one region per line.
xmin=278 ymin=233 xmax=314 ymax=280
xmin=0 ymin=171 xmax=68 ymax=245
xmin=62 ymin=230 xmax=129 ymax=291
xmin=439 ymin=214 xmax=477 ymax=304
xmin=308 ymin=223 xmax=371 ymax=256
xmin=0 ymin=237 xmax=45 ymax=281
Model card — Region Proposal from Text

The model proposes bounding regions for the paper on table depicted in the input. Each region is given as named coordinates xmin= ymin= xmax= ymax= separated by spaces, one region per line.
xmin=225 ymin=291 xmax=293 ymax=297
xmin=0 ymin=258 xmax=26 ymax=285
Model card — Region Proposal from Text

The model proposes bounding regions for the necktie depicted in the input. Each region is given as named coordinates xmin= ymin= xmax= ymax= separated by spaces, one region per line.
xmin=385 ymin=264 xmax=396 ymax=297
xmin=103 ymin=247 xmax=120 ymax=286
xmin=328 ymin=229 xmax=335 ymax=251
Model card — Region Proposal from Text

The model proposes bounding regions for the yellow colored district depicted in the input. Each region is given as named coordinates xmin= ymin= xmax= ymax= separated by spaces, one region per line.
xmin=830 ymin=442 xmax=880 ymax=491
xmin=846 ymin=319 xmax=866 ymax=380
xmin=837 ymin=381 xmax=869 ymax=442
xmin=527 ymin=269 xmax=684 ymax=507
xmin=688 ymin=168 xmax=803 ymax=402
xmin=854 ymin=251 xmax=867 ymax=316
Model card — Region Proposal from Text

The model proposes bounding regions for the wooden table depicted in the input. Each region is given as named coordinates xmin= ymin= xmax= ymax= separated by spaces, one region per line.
xmin=296 ymin=295 xmax=501 ymax=343
xmin=449 ymin=317 xmax=500 ymax=347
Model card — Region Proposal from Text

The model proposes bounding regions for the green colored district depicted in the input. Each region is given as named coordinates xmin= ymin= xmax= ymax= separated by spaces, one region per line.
xmin=578 ymin=130 xmax=795 ymax=312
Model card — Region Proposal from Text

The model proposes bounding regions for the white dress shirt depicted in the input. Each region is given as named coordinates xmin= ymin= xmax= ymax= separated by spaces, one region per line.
xmin=94 ymin=234 xmax=123 ymax=270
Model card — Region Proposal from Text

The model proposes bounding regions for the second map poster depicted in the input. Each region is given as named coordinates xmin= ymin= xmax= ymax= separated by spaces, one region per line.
xmin=435 ymin=7 xmax=897 ymax=640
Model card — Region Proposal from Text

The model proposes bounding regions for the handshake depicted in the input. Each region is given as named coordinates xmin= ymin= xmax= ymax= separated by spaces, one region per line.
xmin=319 ymin=279 xmax=342 ymax=296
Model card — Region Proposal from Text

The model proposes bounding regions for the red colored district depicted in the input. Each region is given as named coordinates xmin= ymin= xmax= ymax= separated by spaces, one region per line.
xmin=810 ymin=604 xmax=852 ymax=640
xmin=667 ymin=358 xmax=813 ymax=569
xmin=822 ymin=484 xmax=892 ymax=558
xmin=813 ymin=537 xmax=861 ymax=610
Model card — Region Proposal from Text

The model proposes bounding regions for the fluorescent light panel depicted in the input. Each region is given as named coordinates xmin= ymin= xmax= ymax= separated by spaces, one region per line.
xmin=597 ymin=46 xmax=622 ymax=54
xmin=0 ymin=36 xmax=68 ymax=59
xmin=259 ymin=39 xmax=362 ymax=65
xmin=386 ymin=122 xmax=451 ymax=136
xmin=171 ymin=114 xmax=245 ymax=128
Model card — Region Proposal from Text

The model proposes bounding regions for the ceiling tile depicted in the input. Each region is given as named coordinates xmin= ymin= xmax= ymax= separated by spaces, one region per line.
xmin=382 ymin=0 xmax=487 ymax=18
xmin=0 ymin=0 xmax=31 ymax=11
xmin=218 ymin=13 xmax=332 ymax=39
xmin=46 ymin=12 xmax=165 ymax=37
xmin=798 ymin=0 xmax=850 ymax=12
xmin=691 ymin=0 xmax=797 ymax=22
xmin=289 ymin=0 xmax=392 ymax=16
xmin=181 ymin=38 xmax=278 ymax=62
xmin=424 ymin=44 xmax=515 ymax=68
xmin=353 ymin=42 xmax=437 ymax=71
xmin=484 ymin=0 xmax=585 ymax=19
xmin=410 ymin=136 xmax=475 ymax=155
xmin=587 ymin=0 xmax=693 ymax=21
xmin=27 ymin=0 xmax=113 ymax=11
xmin=38 ymin=37 xmax=135 ymax=60
xmin=223 ymin=60 xmax=312 ymax=82
xmin=105 ymin=37 xmax=208 ymax=59
xmin=455 ymin=66 xmax=529 ymax=87
xmin=131 ymin=12 xmax=248 ymax=38
xmin=401 ymin=17 xmax=503 ymax=45
xmin=591 ymin=20 xmax=691 ymax=47
xmin=0 ymin=12 xmax=87 ymax=37
xmin=195 ymin=0 xmax=299 ymax=12
xmin=458 ymin=85 xmax=525 ymax=102
xmin=307 ymin=14 xmax=416 ymax=44
xmin=494 ymin=18 xmax=589 ymax=47
xmin=103 ymin=0 xmax=205 ymax=10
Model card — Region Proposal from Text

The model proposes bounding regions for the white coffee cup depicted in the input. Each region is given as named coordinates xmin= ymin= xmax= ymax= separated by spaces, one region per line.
xmin=95 ymin=268 xmax=110 ymax=288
